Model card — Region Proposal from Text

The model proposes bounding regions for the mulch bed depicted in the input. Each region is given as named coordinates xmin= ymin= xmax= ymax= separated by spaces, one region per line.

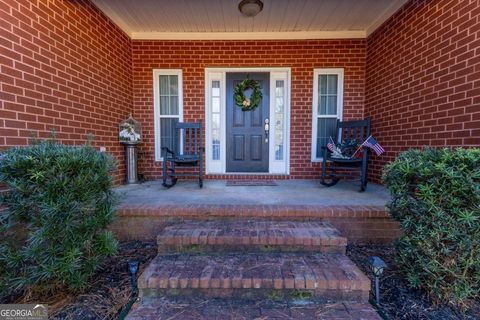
xmin=2 ymin=242 xmax=479 ymax=319
xmin=346 ymin=245 xmax=480 ymax=320
xmin=0 ymin=241 xmax=157 ymax=320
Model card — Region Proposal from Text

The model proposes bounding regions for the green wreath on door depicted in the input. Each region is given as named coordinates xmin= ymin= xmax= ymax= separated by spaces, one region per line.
xmin=234 ymin=77 xmax=263 ymax=111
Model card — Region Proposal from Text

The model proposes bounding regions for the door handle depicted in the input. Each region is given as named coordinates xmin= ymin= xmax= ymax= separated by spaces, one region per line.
xmin=264 ymin=118 xmax=269 ymax=143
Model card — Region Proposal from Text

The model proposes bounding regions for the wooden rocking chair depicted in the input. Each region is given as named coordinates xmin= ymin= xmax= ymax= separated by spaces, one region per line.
xmin=320 ymin=118 xmax=371 ymax=191
xmin=162 ymin=122 xmax=204 ymax=188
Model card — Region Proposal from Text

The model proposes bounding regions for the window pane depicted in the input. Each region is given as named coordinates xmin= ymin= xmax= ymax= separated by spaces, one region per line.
xmin=211 ymin=80 xmax=221 ymax=161
xmin=160 ymin=96 xmax=169 ymax=115
xmin=160 ymin=96 xmax=179 ymax=115
xmin=212 ymin=145 xmax=220 ymax=160
xmin=212 ymin=114 xmax=220 ymax=130
xmin=169 ymin=96 xmax=179 ymax=115
xmin=319 ymin=75 xmax=327 ymax=95
xmin=275 ymin=80 xmax=284 ymax=96
xmin=159 ymin=75 xmax=179 ymax=115
xmin=275 ymin=80 xmax=285 ymax=161
xmin=169 ymin=75 xmax=178 ymax=95
xmin=212 ymin=80 xmax=220 ymax=96
xmin=159 ymin=75 xmax=169 ymax=95
xmin=212 ymin=129 xmax=220 ymax=160
xmin=160 ymin=118 xmax=179 ymax=153
xmin=326 ymin=96 xmax=337 ymax=115
xmin=318 ymin=74 xmax=339 ymax=115
xmin=275 ymin=145 xmax=284 ymax=161
xmin=319 ymin=96 xmax=327 ymax=115
xmin=212 ymin=129 xmax=220 ymax=141
xmin=212 ymin=97 xmax=220 ymax=113
xmin=275 ymin=113 xmax=283 ymax=130
xmin=316 ymin=118 xmax=337 ymax=158
xmin=327 ymin=75 xmax=338 ymax=94
xmin=275 ymin=97 xmax=284 ymax=113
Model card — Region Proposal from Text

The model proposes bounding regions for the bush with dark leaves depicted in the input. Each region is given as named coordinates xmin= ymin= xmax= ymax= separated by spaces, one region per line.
xmin=0 ymin=141 xmax=118 ymax=293
xmin=383 ymin=148 xmax=480 ymax=309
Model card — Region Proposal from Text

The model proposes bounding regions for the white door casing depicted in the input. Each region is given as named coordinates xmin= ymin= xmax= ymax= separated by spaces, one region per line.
xmin=204 ymin=68 xmax=291 ymax=174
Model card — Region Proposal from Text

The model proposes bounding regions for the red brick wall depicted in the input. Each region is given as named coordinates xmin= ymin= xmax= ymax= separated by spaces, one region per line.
xmin=132 ymin=40 xmax=366 ymax=179
xmin=0 ymin=0 xmax=133 ymax=183
xmin=366 ymin=0 xmax=480 ymax=182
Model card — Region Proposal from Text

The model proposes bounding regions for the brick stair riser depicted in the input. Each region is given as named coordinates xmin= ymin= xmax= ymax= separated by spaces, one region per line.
xmin=158 ymin=244 xmax=346 ymax=254
xmin=156 ymin=220 xmax=348 ymax=254
xmin=139 ymin=276 xmax=370 ymax=292
xmin=139 ymin=288 xmax=370 ymax=303
xmin=157 ymin=235 xmax=346 ymax=247
xmin=117 ymin=205 xmax=389 ymax=219
xmin=112 ymin=214 xmax=400 ymax=245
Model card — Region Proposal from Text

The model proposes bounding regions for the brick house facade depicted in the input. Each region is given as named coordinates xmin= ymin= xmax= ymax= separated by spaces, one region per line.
xmin=366 ymin=0 xmax=480 ymax=182
xmin=132 ymin=40 xmax=366 ymax=180
xmin=0 ymin=0 xmax=132 ymax=184
xmin=1 ymin=0 xmax=479 ymax=184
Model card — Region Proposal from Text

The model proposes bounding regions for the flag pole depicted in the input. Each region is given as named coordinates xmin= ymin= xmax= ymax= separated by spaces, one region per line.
xmin=350 ymin=145 xmax=363 ymax=159
xmin=351 ymin=135 xmax=372 ymax=159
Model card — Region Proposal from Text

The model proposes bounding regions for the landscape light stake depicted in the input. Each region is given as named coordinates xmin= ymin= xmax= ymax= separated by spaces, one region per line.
xmin=368 ymin=256 xmax=387 ymax=305
xmin=128 ymin=260 xmax=140 ymax=294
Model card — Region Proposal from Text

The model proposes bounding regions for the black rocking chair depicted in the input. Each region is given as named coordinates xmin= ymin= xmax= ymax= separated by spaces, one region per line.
xmin=162 ymin=122 xmax=204 ymax=188
xmin=320 ymin=118 xmax=371 ymax=191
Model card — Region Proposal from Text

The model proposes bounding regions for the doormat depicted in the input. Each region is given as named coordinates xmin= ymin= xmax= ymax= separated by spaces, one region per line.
xmin=226 ymin=180 xmax=277 ymax=186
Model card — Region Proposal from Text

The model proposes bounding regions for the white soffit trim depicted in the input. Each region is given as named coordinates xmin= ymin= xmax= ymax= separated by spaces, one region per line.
xmin=131 ymin=31 xmax=366 ymax=40
xmin=366 ymin=0 xmax=407 ymax=36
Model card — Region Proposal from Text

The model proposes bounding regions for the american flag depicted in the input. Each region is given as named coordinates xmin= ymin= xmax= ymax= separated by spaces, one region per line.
xmin=327 ymin=136 xmax=336 ymax=152
xmin=361 ymin=135 xmax=385 ymax=156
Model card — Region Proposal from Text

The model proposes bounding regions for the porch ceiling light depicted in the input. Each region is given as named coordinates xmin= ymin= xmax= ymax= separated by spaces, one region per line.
xmin=238 ymin=0 xmax=263 ymax=17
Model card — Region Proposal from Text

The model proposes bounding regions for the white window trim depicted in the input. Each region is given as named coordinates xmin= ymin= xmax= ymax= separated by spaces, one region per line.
xmin=153 ymin=69 xmax=183 ymax=161
xmin=204 ymin=67 xmax=291 ymax=174
xmin=311 ymin=68 xmax=344 ymax=162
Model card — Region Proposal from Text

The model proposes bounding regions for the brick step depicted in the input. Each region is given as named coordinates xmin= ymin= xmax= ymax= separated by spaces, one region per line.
xmin=157 ymin=220 xmax=347 ymax=254
xmin=126 ymin=297 xmax=382 ymax=320
xmin=138 ymin=253 xmax=370 ymax=302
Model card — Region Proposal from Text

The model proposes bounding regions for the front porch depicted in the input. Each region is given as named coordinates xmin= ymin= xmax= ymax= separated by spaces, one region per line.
xmin=117 ymin=180 xmax=394 ymax=320
xmin=111 ymin=180 xmax=400 ymax=244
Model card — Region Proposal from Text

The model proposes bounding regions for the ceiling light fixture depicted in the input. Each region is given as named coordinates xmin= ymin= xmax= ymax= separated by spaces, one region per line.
xmin=238 ymin=0 xmax=264 ymax=17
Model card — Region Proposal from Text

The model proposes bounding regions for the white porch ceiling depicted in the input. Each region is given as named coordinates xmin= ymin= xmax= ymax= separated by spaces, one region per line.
xmin=91 ymin=0 xmax=408 ymax=40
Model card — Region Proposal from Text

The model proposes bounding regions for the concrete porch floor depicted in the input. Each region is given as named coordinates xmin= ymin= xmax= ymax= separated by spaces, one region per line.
xmin=115 ymin=180 xmax=390 ymax=207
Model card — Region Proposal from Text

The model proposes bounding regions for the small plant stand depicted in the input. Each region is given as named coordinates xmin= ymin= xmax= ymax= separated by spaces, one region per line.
xmin=119 ymin=114 xmax=142 ymax=184
xmin=123 ymin=141 xmax=140 ymax=184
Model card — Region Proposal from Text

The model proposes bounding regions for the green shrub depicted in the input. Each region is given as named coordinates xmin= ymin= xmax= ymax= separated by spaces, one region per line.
xmin=383 ymin=147 xmax=480 ymax=308
xmin=0 ymin=141 xmax=118 ymax=293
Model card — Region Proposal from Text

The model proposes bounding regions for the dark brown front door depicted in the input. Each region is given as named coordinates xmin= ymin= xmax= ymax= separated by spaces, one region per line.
xmin=226 ymin=72 xmax=270 ymax=172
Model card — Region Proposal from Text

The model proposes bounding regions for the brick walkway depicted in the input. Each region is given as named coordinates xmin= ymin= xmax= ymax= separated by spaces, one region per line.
xmin=127 ymin=297 xmax=382 ymax=320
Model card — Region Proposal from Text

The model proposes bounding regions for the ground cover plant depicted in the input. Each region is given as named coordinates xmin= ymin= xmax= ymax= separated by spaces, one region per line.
xmin=383 ymin=147 xmax=480 ymax=309
xmin=0 ymin=140 xmax=118 ymax=295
